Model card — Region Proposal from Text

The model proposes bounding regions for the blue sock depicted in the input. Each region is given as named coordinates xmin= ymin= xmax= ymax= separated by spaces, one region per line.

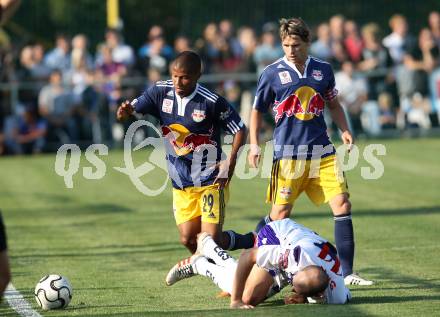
xmin=225 ymin=230 xmax=255 ymax=251
xmin=334 ymin=213 xmax=354 ymax=277
xmin=255 ymin=215 xmax=272 ymax=233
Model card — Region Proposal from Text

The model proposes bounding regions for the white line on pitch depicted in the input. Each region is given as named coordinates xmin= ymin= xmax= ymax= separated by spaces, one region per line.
xmin=4 ymin=283 xmax=42 ymax=317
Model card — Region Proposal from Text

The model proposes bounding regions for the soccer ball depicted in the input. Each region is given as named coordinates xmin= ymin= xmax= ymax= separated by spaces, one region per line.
xmin=34 ymin=274 xmax=72 ymax=310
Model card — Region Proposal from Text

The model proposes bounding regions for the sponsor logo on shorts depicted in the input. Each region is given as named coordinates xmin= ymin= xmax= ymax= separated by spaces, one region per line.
xmin=280 ymin=186 xmax=292 ymax=199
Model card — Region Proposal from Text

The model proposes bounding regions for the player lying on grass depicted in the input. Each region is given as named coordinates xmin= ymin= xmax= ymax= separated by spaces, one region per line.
xmin=166 ymin=218 xmax=351 ymax=308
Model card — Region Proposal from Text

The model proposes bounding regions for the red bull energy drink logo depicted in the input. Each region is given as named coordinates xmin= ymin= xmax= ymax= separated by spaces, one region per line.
xmin=273 ymin=86 xmax=325 ymax=122
xmin=161 ymin=123 xmax=217 ymax=156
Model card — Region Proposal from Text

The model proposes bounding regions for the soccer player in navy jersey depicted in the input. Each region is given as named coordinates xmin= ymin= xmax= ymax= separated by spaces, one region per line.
xmin=117 ymin=52 xmax=255 ymax=281
xmin=248 ymin=18 xmax=372 ymax=286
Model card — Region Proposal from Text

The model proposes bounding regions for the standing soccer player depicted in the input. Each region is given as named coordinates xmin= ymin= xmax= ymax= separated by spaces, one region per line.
xmin=248 ymin=18 xmax=372 ymax=285
xmin=117 ymin=51 xmax=255 ymax=264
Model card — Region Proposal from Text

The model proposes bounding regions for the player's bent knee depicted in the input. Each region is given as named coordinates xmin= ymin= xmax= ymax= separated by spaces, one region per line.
xmin=179 ymin=235 xmax=196 ymax=248
xmin=270 ymin=205 xmax=292 ymax=220
xmin=340 ymin=198 xmax=351 ymax=213
xmin=242 ymin=292 xmax=260 ymax=306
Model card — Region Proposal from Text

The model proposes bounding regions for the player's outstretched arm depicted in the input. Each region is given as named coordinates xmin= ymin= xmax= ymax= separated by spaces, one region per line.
xmin=116 ymin=100 xmax=135 ymax=122
xmin=230 ymin=248 xmax=257 ymax=309
xmin=248 ymin=109 xmax=263 ymax=168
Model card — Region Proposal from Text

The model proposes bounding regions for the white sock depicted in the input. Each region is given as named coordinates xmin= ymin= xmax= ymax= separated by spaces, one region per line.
xmin=194 ymin=256 xmax=237 ymax=294
xmin=202 ymin=235 xmax=236 ymax=268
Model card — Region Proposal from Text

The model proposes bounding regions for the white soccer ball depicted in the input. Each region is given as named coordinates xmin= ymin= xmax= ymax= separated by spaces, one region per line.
xmin=34 ymin=274 xmax=72 ymax=310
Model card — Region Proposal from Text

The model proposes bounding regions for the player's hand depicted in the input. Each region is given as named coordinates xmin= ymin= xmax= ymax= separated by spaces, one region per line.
xmin=230 ymin=300 xmax=254 ymax=309
xmin=341 ymin=130 xmax=354 ymax=153
xmin=116 ymin=100 xmax=135 ymax=122
xmin=248 ymin=144 xmax=261 ymax=168
xmin=214 ymin=157 xmax=236 ymax=190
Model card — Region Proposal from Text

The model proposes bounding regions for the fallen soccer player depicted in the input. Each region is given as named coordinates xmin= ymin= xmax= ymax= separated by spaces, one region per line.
xmin=166 ymin=218 xmax=352 ymax=308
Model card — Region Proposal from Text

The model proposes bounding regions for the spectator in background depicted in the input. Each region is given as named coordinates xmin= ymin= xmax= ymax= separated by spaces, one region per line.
xmin=428 ymin=11 xmax=440 ymax=119
xmin=253 ymin=23 xmax=283 ymax=75
xmin=71 ymin=34 xmax=94 ymax=70
xmin=377 ymin=92 xmax=396 ymax=130
xmin=382 ymin=14 xmax=414 ymax=66
xmin=144 ymin=36 xmax=168 ymax=74
xmin=6 ymin=106 xmax=47 ymax=154
xmin=335 ymin=60 xmax=368 ymax=134
xmin=343 ymin=20 xmax=363 ymax=63
xmin=219 ymin=19 xmax=242 ymax=58
xmin=99 ymin=28 xmax=135 ymax=68
xmin=428 ymin=11 xmax=440 ymax=49
xmin=31 ymin=42 xmax=50 ymax=80
xmin=195 ymin=22 xmax=220 ymax=73
xmin=401 ymin=28 xmax=439 ymax=128
xmin=44 ymin=33 xmax=70 ymax=73
xmin=138 ymin=25 xmax=174 ymax=61
xmin=95 ymin=45 xmax=126 ymax=104
xmin=38 ymin=69 xmax=76 ymax=143
xmin=236 ymin=26 xmax=257 ymax=73
xmin=358 ymin=23 xmax=393 ymax=101
xmin=65 ymin=43 xmax=90 ymax=99
xmin=329 ymin=14 xmax=347 ymax=69
xmin=174 ymin=35 xmax=192 ymax=55
xmin=16 ymin=45 xmax=39 ymax=109
xmin=329 ymin=14 xmax=345 ymax=43
xmin=310 ymin=23 xmax=333 ymax=62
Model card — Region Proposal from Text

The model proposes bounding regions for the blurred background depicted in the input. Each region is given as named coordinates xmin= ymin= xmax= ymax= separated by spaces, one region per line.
xmin=0 ymin=0 xmax=439 ymax=155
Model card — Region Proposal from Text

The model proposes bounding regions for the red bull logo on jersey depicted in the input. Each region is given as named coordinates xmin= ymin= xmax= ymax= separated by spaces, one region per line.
xmin=161 ymin=123 xmax=217 ymax=156
xmin=273 ymin=86 xmax=325 ymax=122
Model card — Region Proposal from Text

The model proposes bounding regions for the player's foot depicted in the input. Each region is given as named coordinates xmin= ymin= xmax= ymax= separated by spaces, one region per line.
xmin=216 ymin=291 xmax=231 ymax=298
xmin=196 ymin=232 xmax=211 ymax=255
xmin=307 ymin=296 xmax=326 ymax=304
xmin=344 ymin=273 xmax=374 ymax=286
xmin=165 ymin=254 xmax=201 ymax=286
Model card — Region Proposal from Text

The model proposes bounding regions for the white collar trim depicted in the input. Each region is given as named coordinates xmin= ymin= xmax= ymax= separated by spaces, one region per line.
xmin=283 ymin=56 xmax=311 ymax=78
xmin=175 ymin=84 xmax=199 ymax=116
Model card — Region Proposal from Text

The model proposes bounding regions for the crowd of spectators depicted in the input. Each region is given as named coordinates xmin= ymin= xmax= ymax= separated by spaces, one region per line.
xmin=0 ymin=12 xmax=439 ymax=155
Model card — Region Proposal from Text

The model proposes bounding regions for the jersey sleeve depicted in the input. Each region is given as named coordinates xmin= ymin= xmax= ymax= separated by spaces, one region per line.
xmin=324 ymin=65 xmax=338 ymax=101
xmin=133 ymin=85 xmax=161 ymax=117
xmin=215 ymin=96 xmax=245 ymax=135
xmin=253 ymin=70 xmax=275 ymax=113
xmin=324 ymin=274 xmax=351 ymax=304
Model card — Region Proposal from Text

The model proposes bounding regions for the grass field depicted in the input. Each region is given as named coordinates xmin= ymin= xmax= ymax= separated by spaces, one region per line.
xmin=0 ymin=138 xmax=439 ymax=316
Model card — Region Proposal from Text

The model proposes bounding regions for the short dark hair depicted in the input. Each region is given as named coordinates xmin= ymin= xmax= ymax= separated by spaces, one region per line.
xmin=173 ymin=51 xmax=202 ymax=75
xmin=279 ymin=17 xmax=311 ymax=42
xmin=293 ymin=265 xmax=329 ymax=297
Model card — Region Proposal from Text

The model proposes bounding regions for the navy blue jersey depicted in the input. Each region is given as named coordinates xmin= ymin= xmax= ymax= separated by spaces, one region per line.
xmin=253 ymin=56 xmax=338 ymax=160
xmin=134 ymin=80 xmax=245 ymax=189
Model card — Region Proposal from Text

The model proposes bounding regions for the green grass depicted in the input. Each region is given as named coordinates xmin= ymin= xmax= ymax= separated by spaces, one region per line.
xmin=0 ymin=138 xmax=439 ymax=316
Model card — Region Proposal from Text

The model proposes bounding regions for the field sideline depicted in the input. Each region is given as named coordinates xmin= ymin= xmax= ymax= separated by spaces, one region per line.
xmin=0 ymin=138 xmax=439 ymax=316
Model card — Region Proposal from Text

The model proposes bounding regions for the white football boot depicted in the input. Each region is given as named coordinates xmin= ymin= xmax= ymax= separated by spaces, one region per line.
xmin=344 ymin=273 xmax=374 ymax=286
xmin=165 ymin=254 xmax=201 ymax=286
